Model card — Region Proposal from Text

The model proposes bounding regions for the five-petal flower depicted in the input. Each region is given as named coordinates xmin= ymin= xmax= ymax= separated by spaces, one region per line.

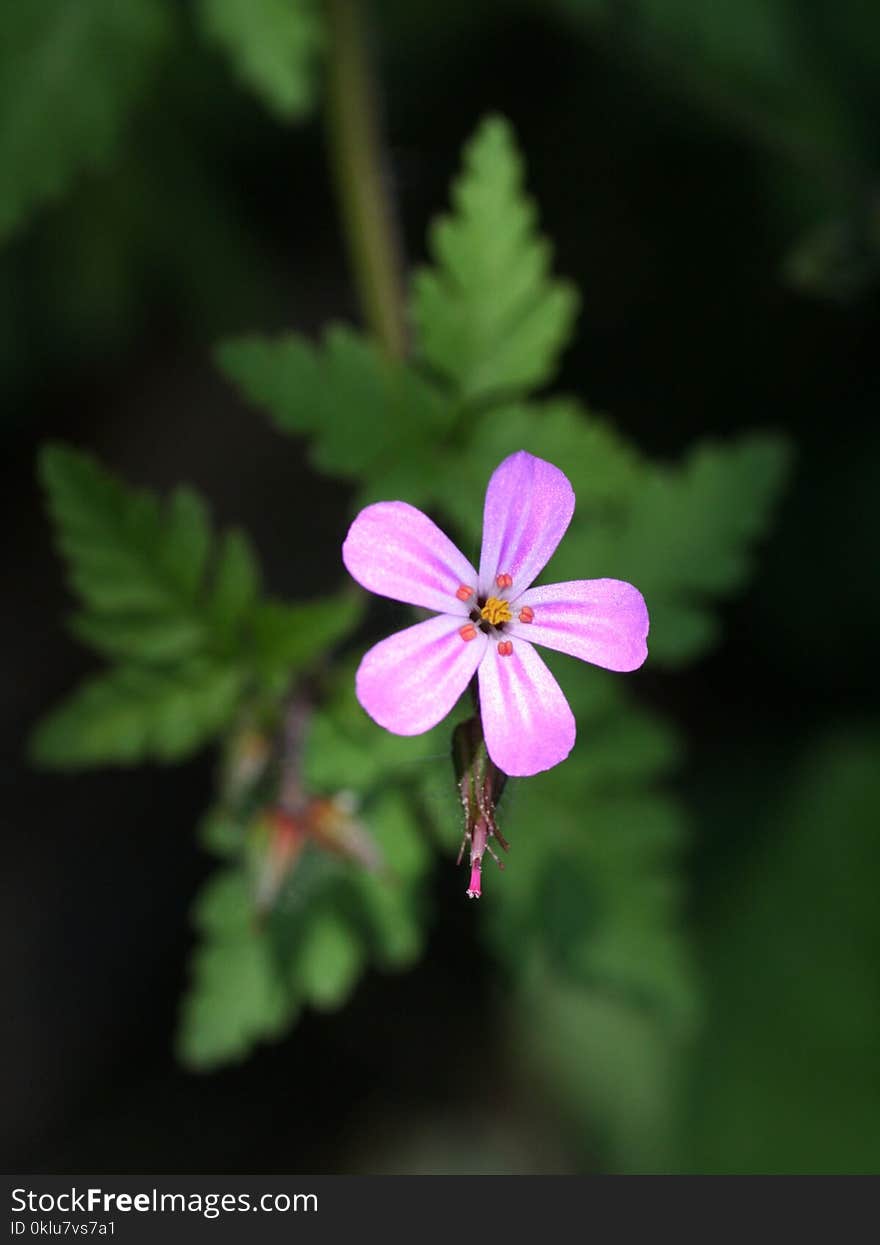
xmin=342 ymin=451 xmax=648 ymax=777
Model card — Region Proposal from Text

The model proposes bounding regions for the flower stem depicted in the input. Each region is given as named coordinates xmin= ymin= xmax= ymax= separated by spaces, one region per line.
xmin=323 ymin=0 xmax=407 ymax=360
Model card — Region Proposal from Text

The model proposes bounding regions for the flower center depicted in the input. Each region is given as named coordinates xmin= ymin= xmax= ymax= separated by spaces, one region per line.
xmin=480 ymin=596 xmax=513 ymax=627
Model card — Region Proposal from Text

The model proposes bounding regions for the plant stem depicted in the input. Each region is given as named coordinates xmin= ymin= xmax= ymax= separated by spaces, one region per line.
xmin=323 ymin=0 xmax=407 ymax=360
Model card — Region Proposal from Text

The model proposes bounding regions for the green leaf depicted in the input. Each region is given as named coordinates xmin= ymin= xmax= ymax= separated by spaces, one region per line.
xmin=38 ymin=444 xmax=276 ymax=671
xmin=423 ymin=397 xmax=642 ymax=545
xmin=513 ymin=967 xmax=686 ymax=1173
xmin=0 ymin=0 xmax=169 ymax=242
xmin=30 ymin=661 xmax=245 ymax=768
xmin=251 ymin=593 xmax=364 ymax=691
xmin=179 ymin=786 xmax=433 ymax=1067
xmin=40 ymin=444 xmax=203 ymax=616
xmin=177 ymin=869 xmax=293 ymax=1070
xmin=353 ymin=792 xmax=429 ymax=968
xmin=35 ymin=444 xmax=366 ymax=769
xmin=292 ymin=909 xmax=366 ymax=1009
xmin=198 ymin=808 xmax=246 ymax=860
xmin=432 ymin=411 xmax=790 ymax=668
xmin=686 ymin=727 xmax=880 ymax=1172
xmin=216 ymin=325 xmax=453 ymax=489
xmin=68 ymin=612 xmax=207 ymax=665
xmin=196 ymin=0 xmax=322 ymax=122
xmin=34 ymin=443 xmax=259 ymax=768
xmin=38 ymin=444 xmax=234 ymax=662
xmin=412 ymin=115 xmax=579 ymax=403
xmin=210 ymin=529 xmax=262 ymax=642
xmin=483 ymin=676 xmax=694 ymax=1026
xmin=305 ymin=662 xmax=460 ymax=795
xmin=573 ymin=433 xmax=793 ymax=667
xmin=364 ymin=789 xmax=432 ymax=886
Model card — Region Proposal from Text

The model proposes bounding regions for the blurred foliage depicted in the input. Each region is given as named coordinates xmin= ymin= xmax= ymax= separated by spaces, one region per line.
xmin=32 ymin=445 xmax=361 ymax=766
xmin=19 ymin=0 xmax=830 ymax=1171
xmin=515 ymin=970 xmax=685 ymax=1172
xmin=196 ymin=0 xmax=323 ymax=121
xmin=421 ymin=403 xmax=790 ymax=667
xmin=179 ymin=784 xmax=431 ymax=1068
xmin=209 ymin=115 xmax=787 ymax=1078
xmin=178 ymin=666 xmax=441 ymax=1068
xmin=685 ymin=726 xmax=880 ymax=1173
xmin=484 ymin=665 xmax=692 ymax=1022
xmin=217 ymin=325 xmax=452 ymax=499
xmin=0 ymin=0 xmax=170 ymax=242
xmin=559 ymin=0 xmax=880 ymax=297
xmin=562 ymin=0 xmax=856 ymax=157
xmin=412 ymin=116 xmax=579 ymax=403
xmin=222 ymin=118 xmax=791 ymax=671
xmin=0 ymin=0 xmax=321 ymax=246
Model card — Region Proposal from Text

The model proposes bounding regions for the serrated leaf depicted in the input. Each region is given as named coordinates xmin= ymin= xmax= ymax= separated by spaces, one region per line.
xmin=424 ymin=398 xmax=642 ymax=544
xmin=436 ymin=413 xmax=790 ymax=668
xmin=217 ymin=325 xmax=453 ymax=488
xmin=160 ymin=488 xmax=212 ymax=599
xmin=197 ymin=0 xmax=322 ymax=122
xmin=35 ymin=445 xmax=367 ymax=770
xmin=30 ymin=661 xmax=244 ymax=769
xmin=412 ymin=115 xmax=579 ymax=403
xmin=40 ymin=446 xmax=207 ymax=643
xmin=41 ymin=445 xmax=181 ymax=613
xmin=0 ymin=0 xmax=169 ymax=242
xmin=68 ymin=612 xmax=207 ymax=664
xmin=38 ymin=444 xmax=264 ymax=669
xmin=560 ymin=433 xmax=793 ymax=667
xmin=210 ymin=529 xmax=262 ymax=641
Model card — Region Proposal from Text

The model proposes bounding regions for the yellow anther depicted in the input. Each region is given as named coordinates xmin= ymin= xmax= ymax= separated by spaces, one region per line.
xmin=480 ymin=596 xmax=513 ymax=627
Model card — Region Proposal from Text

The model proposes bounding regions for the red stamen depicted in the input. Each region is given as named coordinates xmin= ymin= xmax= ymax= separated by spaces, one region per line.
xmin=459 ymin=624 xmax=477 ymax=642
xmin=518 ymin=605 xmax=534 ymax=624
xmin=495 ymin=572 xmax=513 ymax=589
xmin=497 ymin=640 xmax=513 ymax=657
xmin=456 ymin=584 xmax=474 ymax=601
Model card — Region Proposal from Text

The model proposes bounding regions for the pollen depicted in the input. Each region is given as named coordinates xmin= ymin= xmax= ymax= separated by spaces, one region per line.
xmin=480 ymin=596 xmax=513 ymax=627
xmin=459 ymin=623 xmax=477 ymax=642
xmin=456 ymin=584 xmax=474 ymax=601
xmin=496 ymin=572 xmax=513 ymax=589
xmin=518 ymin=606 xmax=534 ymax=624
xmin=497 ymin=640 xmax=513 ymax=657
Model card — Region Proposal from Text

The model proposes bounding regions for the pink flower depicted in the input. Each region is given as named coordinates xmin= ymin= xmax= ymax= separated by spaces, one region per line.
xmin=342 ymin=451 xmax=648 ymax=777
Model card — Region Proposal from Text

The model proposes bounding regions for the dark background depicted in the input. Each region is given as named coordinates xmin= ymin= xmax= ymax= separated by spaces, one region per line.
xmin=3 ymin=1 xmax=878 ymax=1172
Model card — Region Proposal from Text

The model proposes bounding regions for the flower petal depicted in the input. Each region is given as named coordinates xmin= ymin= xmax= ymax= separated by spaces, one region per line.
xmin=478 ymin=637 xmax=575 ymax=776
xmin=478 ymin=451 xmax=575 ymax=598
xmin=509 ymin=579 xmax=649 ymax=672
xmin=356 ymin=614 xmax=487 ymax=736
xmin=343 ymin=501 xmax=477 ymax=615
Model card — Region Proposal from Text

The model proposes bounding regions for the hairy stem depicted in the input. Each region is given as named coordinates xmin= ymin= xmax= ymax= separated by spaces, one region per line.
xmin=323 ymin=0 xmax=407 ymax=360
